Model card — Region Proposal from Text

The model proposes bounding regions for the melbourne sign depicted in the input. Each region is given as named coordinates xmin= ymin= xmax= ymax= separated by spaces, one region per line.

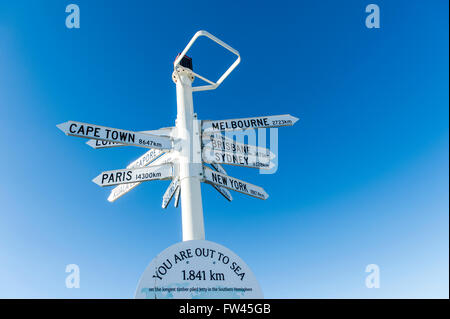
xmin=202 ymin=114 xmax=298 ymax=132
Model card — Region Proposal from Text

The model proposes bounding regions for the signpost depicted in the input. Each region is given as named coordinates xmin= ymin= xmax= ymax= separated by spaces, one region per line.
xmin=105 ymin=149 xmax=165 ymax=202
xmin=107 ymin=151 xmax=176 ymax=202
xmin=202 ymin=114 xmax=298 ymax=133
xmin=203 ymin=166 xmax=268 ymax=200
xmin=162 ymin=178 xmax=180 ymax=209
xmin=86 ymin=127 xmax=173 ymax=149
xmin=209 ymin=163 xmax=233 ymax=201
xmin=203 ymin=133 xmax=274 ymax=159
xmin=203 ymin=148 xmax=274 ymax=170
xmin=92 ymin=164 xmax=173 ymax=187
xmin=57 ymin=30 xmax=298 ymax=299
xmin=57 ymin=121 xmax=172 ymax=150
xmin=210 ymin=163 xmax=228 ymax=174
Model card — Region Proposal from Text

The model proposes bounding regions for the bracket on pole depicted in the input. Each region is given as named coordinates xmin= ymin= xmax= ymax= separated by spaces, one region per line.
xmin=173 ymin=30 xmax=241 ymax=92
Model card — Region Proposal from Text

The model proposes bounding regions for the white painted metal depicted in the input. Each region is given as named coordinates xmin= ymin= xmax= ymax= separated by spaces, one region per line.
xmin=173 ymin=30 xmax=240 ymax=92
xmin=162 ymin=178 xmax=180 ymax=209
xmin=57 ymin=121 xmax=172 ymax=150
xmin=86 ymin=127 xmax=174 ymax=149
xmin=209 ymin=183 xmax=232 ymax=202
xmin=210 ymin=163 xmax=227 ymax=175
xmin=93 ymin=164 xmax=173 ymax=187
xmin=209 ymin=163 xmax=232 ymax=201
xmin=203 ymin=166 xmax=268 ymax=200
xmin=203 ymin=148 xmax=274 ymax=170
xmin=86 ymin=140 xmax=122 ymax=149
xmin=174 ymin=67 xmax=205 ymax=241
xmin=55 ymin=31 xmax=299 ymax=262
xmin=108 ymin=151 xmax=176 ymax=202
xmin=173 ymin=186 xmax=181 ymax=208
xmin=202 ymin=114 xmax=299 ymax=133
xmin=203 ymin=133 xmax=275 ymax=159
xmin=127 ymin=149 xmax=165 ymax=170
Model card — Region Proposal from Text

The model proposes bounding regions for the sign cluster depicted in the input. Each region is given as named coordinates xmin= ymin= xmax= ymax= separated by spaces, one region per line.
xmin=57 ymin=31 xmax=298 ymax=300
xmin=57 ymin=114 xmax=298 ymax=206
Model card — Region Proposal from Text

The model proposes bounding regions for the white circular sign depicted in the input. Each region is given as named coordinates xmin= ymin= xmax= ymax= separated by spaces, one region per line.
xmin=135 ymin=240 xmax=263 ymax=299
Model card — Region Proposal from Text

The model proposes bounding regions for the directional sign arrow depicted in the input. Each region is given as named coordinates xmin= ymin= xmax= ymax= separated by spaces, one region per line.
xmin=127 ymin=149 xmax=165 ymax=170
xmin=86 ymin=140 xmax=123 ymax=149
xmin=162 ymin=178 xmax=180 ymax=209
xmin=108 ymin=151 xmax=176 ymax=202
xmin=104 ymin=149 xmax=163 ymax=201
xmin=57 ymin=121 xmax=172 ymax=150
xmin=173 ymin=186 xmax=181 ymax=208
xmin=86 ymin=127 xmax=174 ymax=149
xmin=203 ymin=166 xmax=268 ymax=200
xmin=93 ymin=164 xmax=173 ymax=187
xmin=203 ymin=148 xmax=274 ymax=170
xmin=209 ymin=163 xmax=232 ymax=201
xmin=202 ymin=114 xmax=298 ymax=133
xmin=210 ymin=163 xmax=228 ymax=175
xmin=203 ymin=133 xmax=275 ymax=159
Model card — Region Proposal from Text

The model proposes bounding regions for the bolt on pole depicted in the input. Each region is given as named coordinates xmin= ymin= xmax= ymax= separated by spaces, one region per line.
xmin=173 ymin=59 xmax=205 ymax=241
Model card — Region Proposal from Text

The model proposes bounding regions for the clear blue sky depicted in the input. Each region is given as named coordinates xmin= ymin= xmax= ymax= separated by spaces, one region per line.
xmin=0 ymin=0 xmax=448 ymax=298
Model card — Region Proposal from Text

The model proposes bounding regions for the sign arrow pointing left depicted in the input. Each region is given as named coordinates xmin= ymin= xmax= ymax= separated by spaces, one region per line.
xmin=162 ymin=178 xmax=180 ymax=209
xmin=86 ymin=127 xmax=174 ymax=149
xmin=93 ymin=164 xmax=173 ymax=187
xmin=107 ymin=151 xmax=176 ymax=202
xmin=57 ymin=121 xmax=172 ymax=150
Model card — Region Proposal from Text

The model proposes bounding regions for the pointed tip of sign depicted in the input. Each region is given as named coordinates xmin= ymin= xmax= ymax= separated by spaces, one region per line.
xmin=92 ymin=175 xmax=102 ymax=187
xmin=56 ymin=122 xmax=68 ymax=133
xmin=107 ymin=192 xmax=117 ymax=202
xmin=86 ymin=139 xmax=96 ymax=148
xmin=289 ymin=115 xmax=300 ymax=124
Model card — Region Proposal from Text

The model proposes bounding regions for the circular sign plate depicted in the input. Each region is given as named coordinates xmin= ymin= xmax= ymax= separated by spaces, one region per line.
xmin=135 ymin=240 xmax=263 ymax=299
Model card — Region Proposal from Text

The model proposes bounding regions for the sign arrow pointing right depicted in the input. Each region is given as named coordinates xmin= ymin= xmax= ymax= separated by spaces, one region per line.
xmin=202 ymin=114 xmax=299 ymax=133
xmin=86 ymin=127 xmax=174 ymax=149
xmin=202 ymin=166 xmax=268 ymax=200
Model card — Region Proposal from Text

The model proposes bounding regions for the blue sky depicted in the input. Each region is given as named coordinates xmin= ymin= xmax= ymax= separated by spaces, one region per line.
xmin=0 ymin=0 xmax=448 ymax=298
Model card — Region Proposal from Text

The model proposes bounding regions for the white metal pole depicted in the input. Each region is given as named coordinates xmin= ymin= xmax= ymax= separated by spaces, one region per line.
xmin=174 ymin=67 xmax=205 ymax=241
